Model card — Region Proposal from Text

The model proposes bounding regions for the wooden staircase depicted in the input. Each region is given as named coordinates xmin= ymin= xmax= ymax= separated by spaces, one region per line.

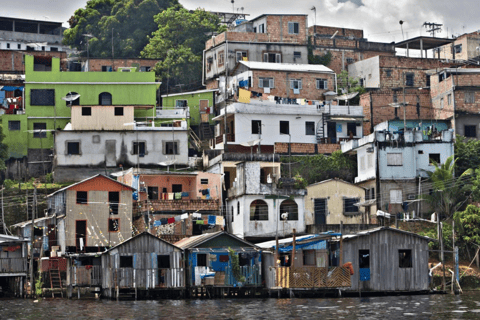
xmin=200 ymin=122 xmax=213 ymax=140
xmin=49 ymin=263 xmax=63 ymax=298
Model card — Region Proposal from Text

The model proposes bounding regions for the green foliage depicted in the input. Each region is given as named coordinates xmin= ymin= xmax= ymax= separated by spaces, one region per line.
xmin=63 ymin=0 xmax=178 ymax=58
xmin=45 ymin=173 xmax=53 ymax=184
xmin=293 ymin=173 xmax=307 ymax=189
xmin=307 ymin=37 xmax=332 ymax=66
xmin=3 ymin=179 xmax=15 ymax=189
xmin=0 ymin=125 xmax=8 ymax=171
xmin=228 ymin=247 xmax=245 ymax=283
xmin=35 ymin=273 xmax=43 ymax=297
xmin=421 ymin=155 xmax=472 ymax=219
xmin=418 ymin=222 xmax=453 ymax=256
xmin=141 ymin=6 xmax=225 ymax=92
xmin=454 ymin=135 xmax=480 ymax=177
xmin=336 ymin=70 xmax=366 ymax=105
xmin=282 ymin=151 xmax=356 ymax=185
xmin=454 ymin=205 xmax=480 ymax=247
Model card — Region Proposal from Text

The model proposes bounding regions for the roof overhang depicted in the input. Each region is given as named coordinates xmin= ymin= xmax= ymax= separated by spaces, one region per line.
xmin=395 ymin=36 xmax=454 ymax=50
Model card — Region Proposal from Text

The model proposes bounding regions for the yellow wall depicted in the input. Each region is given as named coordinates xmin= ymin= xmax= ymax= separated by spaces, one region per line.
xmin=71 ymin=106 xmax=135 ymax=130
xmin=305 ymin=179 xmax=366 ymax=225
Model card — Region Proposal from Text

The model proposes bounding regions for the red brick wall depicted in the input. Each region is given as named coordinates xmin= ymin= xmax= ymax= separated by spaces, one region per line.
xmin=265 ymin=15 xmax=308 ymax=45
xmin=0 ymin=50 xmax=66 ymax=72
xmin=308 ymin=26 xmax=364 ymax=39
xmin=274 ymin=142 xmax=340 ymax=154
xmin=87 ymin=58 xmax=159 ymax=72
xmin=250 ymin=69 xmax=335 ymax=100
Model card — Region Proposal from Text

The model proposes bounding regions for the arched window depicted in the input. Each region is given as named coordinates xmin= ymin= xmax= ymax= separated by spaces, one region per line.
xmin=65 ymin=92 xmax=80 ymax=106
xmin=280 ymin=199 xmax=298 ymax=220
xmin=99 ymin=92 xmax=112 ymax=105
xmin=250 ymin=200 xmax=268 ymax=221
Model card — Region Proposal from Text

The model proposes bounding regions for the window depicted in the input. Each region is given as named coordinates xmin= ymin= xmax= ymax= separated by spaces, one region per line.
xmin=386 ymin=69 xmax=392 ymax=77
xmin=218 ymin=50 xmax=225 ymax=66
xmin=101 ymin=66 xmax=113 ymax=72
xmin=133 ymin=141 xmax=146 ymax=156
xmin=343 ymin=198 xmax=359 ymax=215
xmin=405 ymin=73 xmax=414 ymax=86
xmin=440 ymin=98 xmax=444 ymax=109
xmin=429 ymin=153 xmax=441 ymax=165
xmin=148 ymin=186 xmax=159 ymax=200
xmin=263 ymin=52 xmax=281 ymax=63
xmin=26 ymin=46 xmax=35 ymax=51
xmin=236 ymin=51 xmax=247 ymax=62
xmin=250 ymin=200 xmax=268 ymax=221
xmin=17 ymin=44 xmax=21 ymax=49
xmin=399 ymin=249 xmax=412 ymax=268
xmin=316 ymin=78 xmax=327 ymax=89
xmin=139 ymin=66 xmax=151 ymax=72
xmin=197 ymin=254 xmax=207 ymax=267
xmin=426 ymin=75 xmax=431 ymax=87
xmin=175 ymin=100 xmax=188 ymax=108
xmin=447 ymin=94 xmax=452 ymax=105
xmin=279 ymin=121 xmax=289 ymax=135
xmin=99 ymin=92 xmax=112 ymax=105
xmin=347 ymin=122 xmax=357 ymax=137
xmin=164 ymin=141 xmax=178 ymax=155
xmin=76 ymin=191 xmax=88 ymax=204
xmin=314 ymin=198 xmax=327 ymax=225
xmin=258 ymin=77 xmax=274 ymax=88
xmin=390 ymin=189 xmax=402 ymax=204
xmin=92 ymin=135 xmax=100 ymax=144
xmin=359 ymin=250 xmax=370 ymax=268
xmin=200 ymin=179 xmax=209 ymax=185
xmin=120 ymin=256 xmax=133 ymax=268
xmin=454 ymin=44 xmax=462 ymax=54
xmin=465 ymin=125 xmax=477 ymax=138
xmin=258 ymin=23 xmax=265 ymax=33
xmin=81 ymin=107 xmax=91 ymax=116
xmin=8 ymin=121 xmax=20 ymax=131
xmin=303 ymin=250 xmax=316 ymax=266
xmin=386 ymin=153 xmax=403 ymax=166
xmin=290 ymin=79 xmax=302 ymax=90
xmin=67 ymin=142 xmax=80 ymax=155
xmin=158 ymin=255 xmax=170 ymax=269
xmin=33 ymin=123 xmax=47 ymax=138
xmin=6 ymin=43 xmax=10 ymax=49
xmin=280 ymin=200 xmax=298 ymax=220
xmin=465 ymin=92 xmax=475 ymax=103
xmin=114 ymin=107 xmax=124 ymax=116
xmin=108 ymin=218 xmax=119 ymax=232
xmin=50 ymin=47 xmax=58 ymax=52
xmin=109 ymin=191 xmax=119 ymax=215
xmin=293 ymin=51 xmax=301 ymax=59
xmin=288 ymin=22 xmax=299 ymax=34
xmin=31 ymin=89 xmax=55 ymax=106
xmin=305 ymin=122 xmax=315 ymax=135
xmin=366 ymin=188 xmax=375 ymax=200
xmin=252 ymin=120 xmax=262 ymax=134
xmin=346 ymin=57 xmax=354 ymax=64
xmin=237 ymin=202 xmax=240 ymax=216
xmin=172 ymin=184 xmax=182 ymax=193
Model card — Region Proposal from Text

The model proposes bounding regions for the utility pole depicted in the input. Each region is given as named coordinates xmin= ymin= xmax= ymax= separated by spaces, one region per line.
xmin=257 ymin=122 xmax=261 ymax=154
xmin=29 ymin=186 xmax=37 ymax=296
xmin=423 ymin=22 xmax=443 ymax=37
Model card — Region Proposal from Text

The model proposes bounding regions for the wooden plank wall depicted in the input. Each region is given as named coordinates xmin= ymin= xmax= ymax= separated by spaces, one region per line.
xmin=342 ymin=229 xmax=429 ymax=292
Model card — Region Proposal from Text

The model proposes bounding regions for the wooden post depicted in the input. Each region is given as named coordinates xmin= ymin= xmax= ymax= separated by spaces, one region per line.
xmin=292 ymin=229 xmax=296 ymax=268
xmin=340 ymin=221 xmax=343 ymax=266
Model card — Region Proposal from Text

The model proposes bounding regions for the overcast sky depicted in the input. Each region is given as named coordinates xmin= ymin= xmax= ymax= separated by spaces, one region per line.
xmin=3 ymin=0 xmax=479 ymax=44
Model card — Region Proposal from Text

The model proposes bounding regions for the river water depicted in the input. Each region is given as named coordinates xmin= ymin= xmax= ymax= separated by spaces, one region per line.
xmin=1 ymin=292 xmax=480 ymax=319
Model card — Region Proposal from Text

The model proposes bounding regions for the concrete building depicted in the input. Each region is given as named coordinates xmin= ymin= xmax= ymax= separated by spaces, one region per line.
xmin=308 ymin=25 xmax=395 ymax=75
xmin=305 ymin=179 xmax=376 ymax=233
xmin=437 ymin=31 xmax=480 ymax=62
xmin=204 ymin=14 xmax=309 ymax=88
xmin=212 ymin=101 xmax=363 ymax=154
xmin=429 ymin=68 xmax=480 ymax=139
xmin=342 ymin=122 xmax=454 ymax=217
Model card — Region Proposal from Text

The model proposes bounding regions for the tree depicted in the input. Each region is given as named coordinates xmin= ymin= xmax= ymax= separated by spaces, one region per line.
xmin=454 ymin=205 xmax=480 ymax=266
xmin=141 ymin=7 xmax=226 ymax=92
xmin=0 ymin=125 xmax=8 ymax=170
xmin=422 ymin=155 xmax=473 ymax=219
xmin=63 ymin=0 xmax=178 ymax=58
xmin=455 ymin=135 xmax=480 ymax=177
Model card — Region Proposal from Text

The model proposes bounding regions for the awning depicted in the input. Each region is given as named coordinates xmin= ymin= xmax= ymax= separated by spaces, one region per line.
xmin=212 ymin=114 xmax=224 ymax=121
xmin=329 ymin=117 xmax=361 ymax=121
xmin=376 ymin=210 xmax=391 ymax=218
xmin=354 ymin=199 xmax=376 ymax=207
xmin=1 ymin=86 xmax=24 ymax=92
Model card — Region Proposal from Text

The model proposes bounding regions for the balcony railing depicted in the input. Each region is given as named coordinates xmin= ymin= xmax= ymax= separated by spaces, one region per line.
xmin=112 ymin=268 xmax=184 ymax=289
xmin=274 ymin=266 xmax=351 ymax=289
xmin=0 ymin=258 xmax=27 ymax=274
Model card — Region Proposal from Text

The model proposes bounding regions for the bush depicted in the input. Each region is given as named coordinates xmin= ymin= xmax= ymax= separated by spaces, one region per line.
xmin=3 ymin=179 xmax=15 ymax=189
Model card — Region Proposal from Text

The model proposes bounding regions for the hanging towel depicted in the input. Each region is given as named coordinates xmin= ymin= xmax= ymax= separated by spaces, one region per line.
xmin=193 ymin=212 xmax=202 ymax=219
xmin=208 ymin=215 xmax=216 ymax=225
xmin=239 ymin=88 xmax=251 ymax=103
xmin=196 ymin=220 xmax=204 ymax=225
xmin=160 ymin=218 xmax=168 ymax=225
xmin=175 ymin=193 xmax=182 ymax=200
xmin=167 ymin=217 xmax=175 ymax=224
xmin=216 ymin=216 xmax=224 ymax=226
xmin=153 ymin=220 xmax=162 ymax=227
xmin=180 ymin=213 xmax=189 ymax=220
xmin=181 ymin=192 xmax=189 ymax=197
xmin=174 ymin=215 xmax=181 ymax=222
xmin=202 ymin=189 xmax=208 ymax=195
xmin=168 ymin=193 xmax=174 ymax=200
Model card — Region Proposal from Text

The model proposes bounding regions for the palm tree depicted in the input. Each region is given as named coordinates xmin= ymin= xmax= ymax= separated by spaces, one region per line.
xmin=422 ymin=155 xmax=473 ymax=219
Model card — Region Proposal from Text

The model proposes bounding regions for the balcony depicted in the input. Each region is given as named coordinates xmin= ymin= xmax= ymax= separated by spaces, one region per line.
xmin=215 ymin=134 xmax=235 ymax=145
xmin=156 ymin=107 xmax=188 ymax=119
xmin=271 ymin=266 xmax=351 ymax=289
xmin=137 ymin=199 xmax=220 ymax=213
xmin=0 ymin=258 xmax=27 ymax=274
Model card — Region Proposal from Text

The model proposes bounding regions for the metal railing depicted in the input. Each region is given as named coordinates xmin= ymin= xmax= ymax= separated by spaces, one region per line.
xmin=0 ymin=258 xmax=27 ymax=273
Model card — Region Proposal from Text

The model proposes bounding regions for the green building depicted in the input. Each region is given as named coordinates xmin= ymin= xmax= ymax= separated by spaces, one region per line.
xmin=1 ymin=55 xmax=160 ymax=179
xmin=161 ymin=89 xmax=217 ymax=140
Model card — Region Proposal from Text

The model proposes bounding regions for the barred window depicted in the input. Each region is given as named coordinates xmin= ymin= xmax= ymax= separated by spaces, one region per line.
xmin=31 ymin=89 xmax=54 ymax=106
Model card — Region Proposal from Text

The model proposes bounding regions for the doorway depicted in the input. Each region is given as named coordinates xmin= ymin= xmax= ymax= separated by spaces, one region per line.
xmin=327 ymin=122 xmax=337 ymax=143
xmin=75 ymin=220 xmax=87 ymax=252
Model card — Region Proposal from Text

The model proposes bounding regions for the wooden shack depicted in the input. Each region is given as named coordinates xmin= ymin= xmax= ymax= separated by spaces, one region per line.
xmin=0 ymin=234 xmax=27 ymax=297
xmin=101 ymin=232 xmax=184 ymax=299
xmin=175 ymin=231 xmax=262 ymax=297
xmin=341 ymin=227 xmax=435 ymax=293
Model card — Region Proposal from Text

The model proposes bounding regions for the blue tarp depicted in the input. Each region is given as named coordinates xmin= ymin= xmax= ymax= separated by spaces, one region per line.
xmin=1 ymin=86 xmax=24 ymax=92
xmin=277 ymin=239 xmax=326 ymax=253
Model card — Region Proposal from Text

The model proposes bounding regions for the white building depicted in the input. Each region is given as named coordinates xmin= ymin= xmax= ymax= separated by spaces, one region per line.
xmin=212 ymin=101 xmax=364 ymax=152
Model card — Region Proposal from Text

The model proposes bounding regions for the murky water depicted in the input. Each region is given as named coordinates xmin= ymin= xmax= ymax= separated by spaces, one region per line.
xmin=1 ymin=292 xmax=480 ymax=319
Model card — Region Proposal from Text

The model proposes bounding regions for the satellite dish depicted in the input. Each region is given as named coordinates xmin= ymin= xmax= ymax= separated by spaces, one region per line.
xmin=281 ymin=212 xmax=289 ymax=220
xmin=240 ymin=139 xmax=261 ymax=147
xmin=158 ymin=159 xmax=177 ymax=166
xmin=62 ymin=92 xmax=81 ymax=102
xmin=336 ymin=92 xmax=359 ymax=101
xmin=388 ymin=102 xmax=409 ymax=108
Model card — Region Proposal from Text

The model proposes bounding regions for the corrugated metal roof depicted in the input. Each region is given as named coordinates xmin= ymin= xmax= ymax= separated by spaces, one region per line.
xmin=103 ymin=232 xmax=182 ymax=253
xmin=239 ymin=61 xmax=334 ymax=73
xmin=174 ymin=231 xmax=258 ymax=249
xmin=46 ymin=174 xmax=135 ymax=198
xmin=342 ymin=226 xmax=436 ymax=242
xmin=160 ymin=89 xmax=218 ymax=98
xmin=11 ymin=215 xmax=58 ymax=228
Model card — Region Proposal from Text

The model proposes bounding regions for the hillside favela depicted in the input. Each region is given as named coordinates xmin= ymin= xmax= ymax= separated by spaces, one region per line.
xmin=1 ymin=0 xmax=480 ymax=318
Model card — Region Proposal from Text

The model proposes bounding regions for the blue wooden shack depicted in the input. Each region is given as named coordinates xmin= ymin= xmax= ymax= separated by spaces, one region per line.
xmin=175 ymin=231 xmax=262 ymax=297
